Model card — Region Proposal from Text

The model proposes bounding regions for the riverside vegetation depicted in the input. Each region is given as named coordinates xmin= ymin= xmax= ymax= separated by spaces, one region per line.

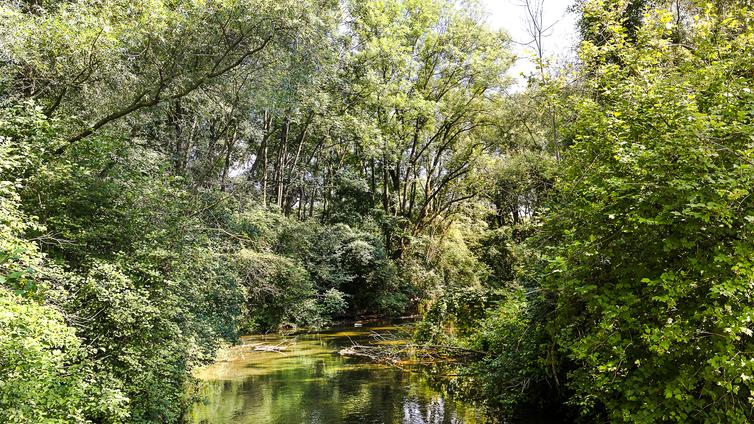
xmin=2 ymin=0 xmax=754 ymax=423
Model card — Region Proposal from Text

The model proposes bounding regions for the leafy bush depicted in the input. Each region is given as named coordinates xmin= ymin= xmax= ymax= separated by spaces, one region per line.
xmin=414 ymin=286 xmax=495 ymax=344
xmin=235 ymin=249 xmax=312 ymax=331
xmin=465 ymin=288 xmax=562 ymax=419
xmin=1 ymin=100 xmax=246 ymax=422
xmin=234 ymin=249 xmax=346 ymax=331
xmin=0 ymin=287 xmax=128 ymax=423
xmin=234 ymin=210 xmax=412 ymax=318
xmin=541 ymin=2 xmax=754 ymax=421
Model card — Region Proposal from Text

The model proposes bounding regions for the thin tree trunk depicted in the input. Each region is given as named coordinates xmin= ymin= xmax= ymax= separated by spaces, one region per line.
xmin=282 ymin=113 xmax=312 ymax=212
xmin=170 ymin=100 xmax=184 ymax=172
xmin=309 ymin=186 xmax=315 ymax=218
xmin=261 ymin=115 xmax=269 ymax=208
xmin=276 ymin=116 xmax=290 ymax=209
xmin=370 ymin=158 xmax=376 ymax=203
xmin=298 ymin=186 xmax=304 ymax=219
xmin=220 ymin=130 xmax=236 ymax=192
xmin=249 ymin=110 xmax=271 ymax=179
xmin=382 ymin=155 xmax=392 ymax=254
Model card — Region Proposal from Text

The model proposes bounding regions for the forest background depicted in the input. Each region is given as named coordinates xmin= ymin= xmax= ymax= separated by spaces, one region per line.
xmin=2 ymin=0 xmax=754 ymax=422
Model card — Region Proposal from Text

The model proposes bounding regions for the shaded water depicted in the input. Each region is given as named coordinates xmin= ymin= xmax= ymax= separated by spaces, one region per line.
xmin=189 ymin=324 xmax=495 ymax=424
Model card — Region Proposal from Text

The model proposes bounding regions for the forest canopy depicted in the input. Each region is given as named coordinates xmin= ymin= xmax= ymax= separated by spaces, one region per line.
xmin=2 ymin=0 xmax=754 ymax=423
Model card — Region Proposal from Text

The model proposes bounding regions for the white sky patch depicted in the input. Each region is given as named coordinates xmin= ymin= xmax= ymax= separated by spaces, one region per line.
xmin=480 ymin=0 xmax=579 ymax=90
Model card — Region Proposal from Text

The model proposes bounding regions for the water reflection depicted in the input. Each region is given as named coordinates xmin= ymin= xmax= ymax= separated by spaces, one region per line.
xmin=189 ymin=326 xmax=494 ymax=424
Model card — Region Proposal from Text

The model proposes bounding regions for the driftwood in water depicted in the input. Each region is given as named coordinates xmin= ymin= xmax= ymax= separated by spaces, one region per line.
xmin=340 ymin=343 xmax=483 ymax=362
xmin=254 ymin=345 xmax=287 ymax=352
xmin=244 ymin=342 xmax=290 ymax=353
xmin=339 ymin=330 xmax=484 ymax=366
xmin=339 ymin=345 xmax=382 ymax=360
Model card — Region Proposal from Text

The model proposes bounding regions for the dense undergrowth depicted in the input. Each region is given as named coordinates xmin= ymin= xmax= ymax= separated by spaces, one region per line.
xmin=2 ymin=0 xmax=754 ymax=423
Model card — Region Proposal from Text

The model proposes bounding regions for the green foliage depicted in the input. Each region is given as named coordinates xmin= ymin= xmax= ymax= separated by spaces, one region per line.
xmin=414 ymin=286 xmax=494 ymax=344
xmin=0 ymin=99 xmax=245 ymax=421
xmin=305 ymin=223 xmax=406 ymax=314
xmin=327 ymin=172 xmax=376 ymax=224
xmin=232 ymin=209 xmax=410 ymax=322
xmin=465 ymin=287 xmax=556 ymax=417
xmin=473 ymin=226 xmax=521 ymax=287
xmin=410 ymin=219 xmax=496 ymax=342
xmin=319 ymin=287 xmax=348 ymax=318
xmin=0 ymin=101 xmax=48 ymax=298
xmin=235 ymin=249 xmax=318 ymax=331
xmin=541 ymin=1 xmax=754 ymax=421
xmin=485 ymin=150 xmax=556 ymax=228
xmin=56 ymin=248 xmax=245 ymax=422
xmin=0 ymin=287 xmax=127 ymax=423
xmin=404 ymin=221 xmax=487 ymax=291
xmin=403 ymin=3 xmax=754 ymax=422
xmin=0 ymin=101 xmax=129 ymax=422
xmin=340 ymin=0 xmax=513 ymax=246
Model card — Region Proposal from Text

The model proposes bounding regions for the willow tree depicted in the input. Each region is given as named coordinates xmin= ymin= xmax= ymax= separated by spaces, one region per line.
xmin=0 ymin=1 xmax=336 ymax=422
xmin=340 ymin=0 xmax=513 ymax=256
xmin=3 ymin=0 xmax=327 ymax=154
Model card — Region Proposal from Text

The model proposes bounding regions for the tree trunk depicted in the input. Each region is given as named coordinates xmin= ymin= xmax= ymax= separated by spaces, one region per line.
xmin=261 ymin=114 xmax=270 ymax=208
xmin=276 ymin=116 xmax=290 ymax=209
xmin=220 ymin=130 xmax=236 ymax=192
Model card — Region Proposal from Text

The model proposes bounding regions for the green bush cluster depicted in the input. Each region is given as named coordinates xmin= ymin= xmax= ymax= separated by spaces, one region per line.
xmin=1 ymin=101 xmax=247 ymax=422
xmin=419 ymin=2 xmax=754 ymax=423
xmin=0 ymin=287 xmax=128 ymax=423
xmin=541 ymin=2 xmax=754 ymax=420
xmin=0 ymin=98 xmax=417 ymax=421
xmin=231 ymin=210 xmax=413 ymax=332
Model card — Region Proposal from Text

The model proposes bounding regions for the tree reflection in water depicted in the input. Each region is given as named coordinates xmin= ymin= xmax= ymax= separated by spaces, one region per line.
xmin=189 ymin=325 xmax=495 ymax=424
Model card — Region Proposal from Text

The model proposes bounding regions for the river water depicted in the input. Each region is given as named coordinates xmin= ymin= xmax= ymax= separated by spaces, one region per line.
xmin=188 ymin=324 xmax=496 ymax=424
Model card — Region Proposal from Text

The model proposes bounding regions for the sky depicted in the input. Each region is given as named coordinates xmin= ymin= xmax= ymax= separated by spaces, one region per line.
xmin=480 ymin=0 xmax=579 ymax=89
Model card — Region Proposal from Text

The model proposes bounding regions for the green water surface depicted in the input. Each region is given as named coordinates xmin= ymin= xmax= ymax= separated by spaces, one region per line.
xmin=188 ymin=325 xmax=495 ymax=424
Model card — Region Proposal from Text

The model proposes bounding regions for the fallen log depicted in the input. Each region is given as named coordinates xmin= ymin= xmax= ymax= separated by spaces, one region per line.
xmin=251 ymin=344 xmax=288 ymax=353
xmin=339 ymin=342 xmax=483 ymax=365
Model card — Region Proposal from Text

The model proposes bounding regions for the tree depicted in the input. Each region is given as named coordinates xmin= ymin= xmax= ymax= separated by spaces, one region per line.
xmin=543 ymin=1 xmax=754 ymax=421
xmin=4 ymin=0 xmax=328 ymax=154
xmin=342 ymin=0 xmax=513 ymax=256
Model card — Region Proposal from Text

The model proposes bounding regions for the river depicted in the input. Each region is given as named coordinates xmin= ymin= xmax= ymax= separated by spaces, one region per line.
xmin=188 ymin=324 xmax=496 ymax=424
